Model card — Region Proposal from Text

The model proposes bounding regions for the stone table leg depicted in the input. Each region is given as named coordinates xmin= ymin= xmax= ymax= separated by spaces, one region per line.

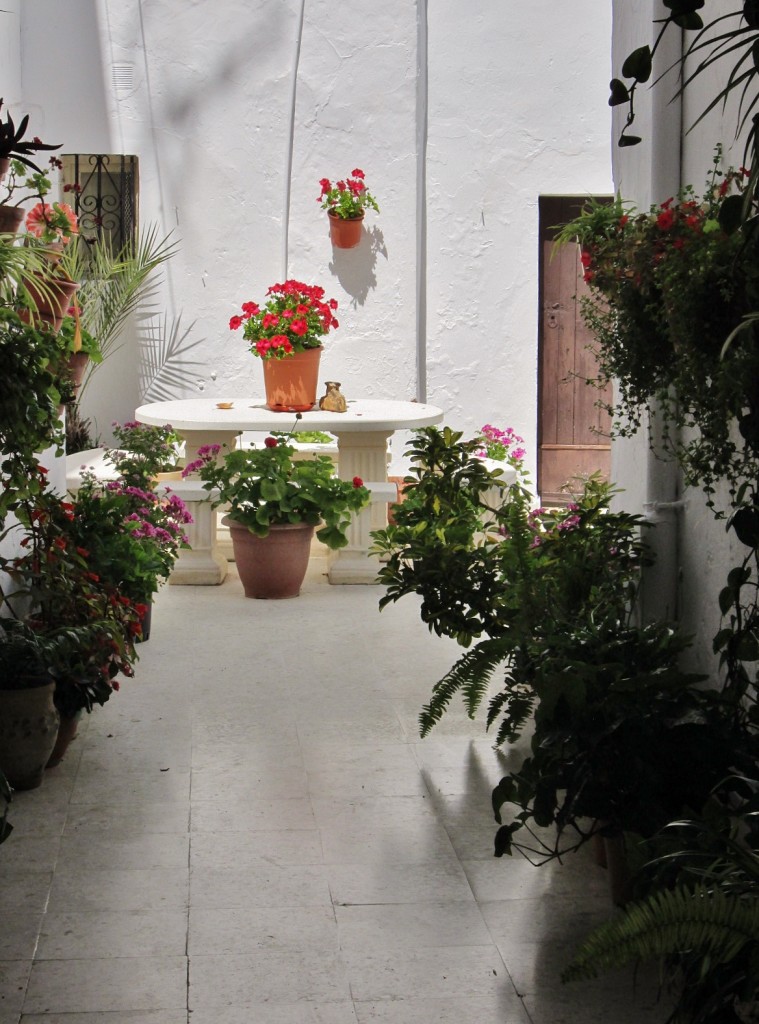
xmin=328 ymin=429 xmax=392 ymax=585
xmin=168 ymin=429 xmax=239 ymax=586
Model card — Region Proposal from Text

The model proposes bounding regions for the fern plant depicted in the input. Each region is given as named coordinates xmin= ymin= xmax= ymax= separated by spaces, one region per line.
xmin=563 ymin=818 xmax=759 ymax=1024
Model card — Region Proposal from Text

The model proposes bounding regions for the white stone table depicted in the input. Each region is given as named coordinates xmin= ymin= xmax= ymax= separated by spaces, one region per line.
xmin=134 ymin=397 xmax=444 ymax=585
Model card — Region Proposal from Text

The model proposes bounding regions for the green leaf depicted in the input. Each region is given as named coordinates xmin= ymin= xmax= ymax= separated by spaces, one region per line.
xmin=672 ymin=12 xmax=703 ymax=29
xmin=608 ymin=78 xmax=630 ymax=106
xmin=718 ymin=587 xmax=735 ymax=616
xmin=621 ymin=46 xmax=652 ymax=84
xmin=494 ymin=823 xmax=519 ymax=857
xmin=730 ymin=507 xmax=759 ymax=547
xmin=618 ymin=133 xmax=642 ymax=148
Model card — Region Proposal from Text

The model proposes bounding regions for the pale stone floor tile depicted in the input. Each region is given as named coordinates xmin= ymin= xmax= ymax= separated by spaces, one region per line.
xmin=188 ymin=950 xmax=351 ymax=1008
xmin=68 ymin=767 xmax=191 ymax=806
xmin=190 ymin=828 xmax=324 ymax=869
xmin=342 ymin=946 xmax=511 ymax=1003
xmin=189 ymin=763 xmax=308 ymax=802
xmin=46 ymin=867 xmax=189 ymax=914
xmin=327 ymin=859 xmax=474 ymax=906
xmin=353 ymin=992 xmax=533 ymax=1024
xmin=336 ymin=901 xmax=492 ymax=951
xmin=0 ymin=833 xmax=61 ymax=874
xmin=0 ymin=960 xmax=33 ymax=1014
xmin=189 ymin=795 xmax=315 ymax=833
xmin=189 ymin=904 xmax=338 ymax=955
xmin=20 ymin=1013 xmax=188 ymax=1024
xmin=36 ymin=910 xmax=189 ymax=959
xmin=318 ymin=820 xmax=459 ymax=866
xmin=0 ymin=873 xmax=53 ymax=916
xmin=189 ymin=863 xmax=331 ymax=910
xmin=63 ymin=800 xmax=189 ymax=835
xmin=23 ymin=957 xmax=187 ymax=1014
xmin=56 ymin=832 xmax=189 ymax=872
xmin=187 ymin=1001 xmax=359 ymax=1024
xmin=0 ymin=912 xmax=42 ymax=960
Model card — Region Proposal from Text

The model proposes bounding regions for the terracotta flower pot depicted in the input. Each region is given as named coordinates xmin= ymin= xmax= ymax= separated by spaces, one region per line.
xmin=0 ymin=681 xmax=59 ymax=790
xmin=46 ymin=711 xmax=82 ymax=769
xmin=328 ymin=211 xmax=364 ymax=249
xmin=223 ymin=516 xmax=315 ymax=599
xmin=0 ymin=204 xmax=24 ymax=235
xmin=261 ymin=346 xmax=322 ymax=413
xmin=23 ymin=274 xmax=79 ymax=333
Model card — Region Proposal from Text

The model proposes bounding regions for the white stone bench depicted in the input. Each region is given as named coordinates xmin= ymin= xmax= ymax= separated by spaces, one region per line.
xmin=65 ymin=447 xmax=122 ymax=493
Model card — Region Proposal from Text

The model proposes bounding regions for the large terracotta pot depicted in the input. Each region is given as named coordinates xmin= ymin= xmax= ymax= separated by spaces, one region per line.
xmin=261 ymin=346 xmax=322 ymax=413
xmin=23 ymin=274 xmax=79 ymax=333
xmin=67 ymin=351 xmax=89 ymax=390
xmin=223 ymin=516 xmax=315 ymax=599
xmin=0 ymin=681 xmax=59 ymax=790
xmin=328 ymin=211 xmax=364 ymax=249
xmin=0 ymin=204 xmax=24 ymax=235
xmin=0 ymin=157 xmax=9 ymax=183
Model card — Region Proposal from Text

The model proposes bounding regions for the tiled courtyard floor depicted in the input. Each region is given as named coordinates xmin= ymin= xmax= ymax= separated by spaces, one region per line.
xmin=1 ymin=564 xmax=670 ymax=1023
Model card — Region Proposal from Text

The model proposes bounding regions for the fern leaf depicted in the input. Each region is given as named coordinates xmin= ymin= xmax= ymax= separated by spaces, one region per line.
xmin=563 ymin=884 xmax=759 ymax=983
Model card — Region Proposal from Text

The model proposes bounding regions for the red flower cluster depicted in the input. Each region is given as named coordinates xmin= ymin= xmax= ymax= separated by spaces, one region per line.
xmin=229 ymin=279 xmax=340 ymax=361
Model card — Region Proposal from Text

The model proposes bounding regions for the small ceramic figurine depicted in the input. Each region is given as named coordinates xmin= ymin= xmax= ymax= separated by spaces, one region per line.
xmin=319 ymin=381 xmax=347 ymax=413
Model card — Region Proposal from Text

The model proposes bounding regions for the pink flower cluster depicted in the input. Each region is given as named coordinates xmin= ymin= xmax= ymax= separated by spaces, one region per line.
xmin=477 ymin=423 xmax=526 ymax=464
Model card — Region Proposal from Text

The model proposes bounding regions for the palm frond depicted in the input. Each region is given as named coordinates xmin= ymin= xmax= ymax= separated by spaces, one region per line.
xmin=139 ymin=312 xmax=206 ymax=402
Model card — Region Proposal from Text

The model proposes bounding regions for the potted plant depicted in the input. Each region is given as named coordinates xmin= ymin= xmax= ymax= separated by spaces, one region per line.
xmin=0 ymin=618 xmax=61 ymax=790
xmin=317 ymin=168 xmax=379 ymax=248
xmin=184 ymin=426 xmax=370 ymax=598
xmin=0 ymin=155 xmax=61 ymax=235
xmin=229 ymin=279 xmax=340 ymax=412
xmin=64 ymin=470 xmax=192 ymax=639
xmin=56 ymin=310 xmax=103 ymax=396
xmin=18 ymin=201 xmax=80 ymax=333
xmin=0 ymin=99 xmax=61 ymax=178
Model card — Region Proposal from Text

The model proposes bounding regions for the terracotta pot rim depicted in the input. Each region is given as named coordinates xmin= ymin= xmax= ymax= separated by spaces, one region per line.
xmin=327 ymin=210 xmax=365 ymax=222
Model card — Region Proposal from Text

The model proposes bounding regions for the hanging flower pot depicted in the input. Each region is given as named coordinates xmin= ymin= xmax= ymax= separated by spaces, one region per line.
xmin=328 ymin=211 xmax=364 ymax=249
xmin=223 ymin=516 xmax=315 ymax=598
xmin=261 ymin=346 xmax=323 ymax=413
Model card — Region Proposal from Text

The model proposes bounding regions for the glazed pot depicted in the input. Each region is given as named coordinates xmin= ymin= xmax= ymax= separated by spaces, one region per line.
xmin=0 ymin=681 xmax=59 ymax=790
xmin=223 ymin=516 xmax=315 ymax=599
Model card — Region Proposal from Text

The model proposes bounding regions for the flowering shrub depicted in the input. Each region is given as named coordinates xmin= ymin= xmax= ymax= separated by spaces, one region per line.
xmin=69 ymin=472 xmax=192 ymax=604
xmin=184 ymin=421 xmax=370 ymax=549
xmin=317 ymin=168 xmax=379 ymax=220
xmin=229 ymin=279 xmax=339 ymax=361
xmin=25 ymin=200 xmax=78 ymax=244
xmin=475 ymin=423 xmax=526 ymax=466
xmin=108 ymin=420 xmax=182 ymax=487
xmin=1 ymin=486 xmax=142 ymax=716
xmin=557 ymin=147 xmax=759 ymax=491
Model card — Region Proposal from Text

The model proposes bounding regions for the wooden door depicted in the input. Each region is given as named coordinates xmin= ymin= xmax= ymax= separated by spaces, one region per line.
xmin=538 ymin=196 xmax=612 ymax=506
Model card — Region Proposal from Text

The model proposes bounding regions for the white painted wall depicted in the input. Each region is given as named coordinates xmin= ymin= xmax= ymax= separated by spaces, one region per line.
xmin=4 ymin=0 xmax=613 ymax=476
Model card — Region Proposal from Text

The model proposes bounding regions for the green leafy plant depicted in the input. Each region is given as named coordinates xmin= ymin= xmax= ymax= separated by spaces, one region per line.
xmin=317 ymin=168 xmax=380 ymax=220
xmin=372 ymin=427 xmax=650 ymax=742
xmin=107 ymin=420 xmax=182 ymax=487
xmin=0 ymin=155 xmax=59 ymax=208
xmin=0 ymin=99 xmax=61 ymax=171
xmin=185 ymin=423 xmax=370 ymax=550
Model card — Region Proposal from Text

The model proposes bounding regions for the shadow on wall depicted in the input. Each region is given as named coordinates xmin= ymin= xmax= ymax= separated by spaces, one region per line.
xmin=328 ymin=225 xmax=387 ymax=308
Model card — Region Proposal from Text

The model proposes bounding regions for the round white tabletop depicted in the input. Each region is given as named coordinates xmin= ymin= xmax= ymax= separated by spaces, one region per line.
xmin=135 ymin=397 xmax=444 ymax=434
